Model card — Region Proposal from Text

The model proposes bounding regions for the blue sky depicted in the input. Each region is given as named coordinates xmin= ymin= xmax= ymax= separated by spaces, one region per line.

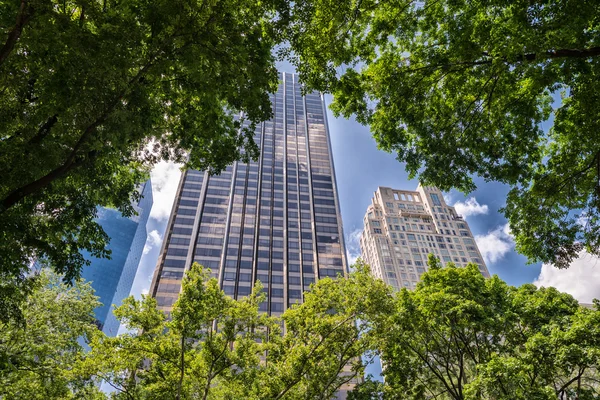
xmin=129 ymin=67 xmax=600 ymax=306
xmin=325 ymin=100 xmax=538 ymax=287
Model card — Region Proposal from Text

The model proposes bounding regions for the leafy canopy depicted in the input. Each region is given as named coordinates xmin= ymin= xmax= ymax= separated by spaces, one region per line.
xmin=2 ymin=262 xmax=600 ymax=400
xmin=79 ymin=262 xmax=393 ymax=399
xmin=356 ymin=260 xmax=600 ymax=400
xmin=0 ymin=270 xmax=103 ymax=399
xmin=281 ymin=0 xmax=600 ymax=268
xmin=0 ymin=0 xmax=283 ymax=306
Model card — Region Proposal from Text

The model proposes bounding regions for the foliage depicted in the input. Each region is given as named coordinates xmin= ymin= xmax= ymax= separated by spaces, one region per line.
xmin=80 ymin=261 xmax=393 ymax=399
xmin=2 ymin=262 xmax=600 ymax=399
xmin=0 ymin=0 xmax=283 ymax=309
xmin=0 ymin=270 xmax=103 ymax=399
xmin=281 ymin=0 xmax=600 ymax=268
xmin=260 ymin=260 xmax=393 ymax=399
xmin=362 ymin=260 xmax=600 ymax=400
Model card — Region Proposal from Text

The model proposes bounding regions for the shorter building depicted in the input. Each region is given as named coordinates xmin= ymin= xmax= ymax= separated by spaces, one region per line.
xmin=81 ymin=180 xmax=153 ymax=335
xmin=359 ymin=184 xmax=489 ymax=291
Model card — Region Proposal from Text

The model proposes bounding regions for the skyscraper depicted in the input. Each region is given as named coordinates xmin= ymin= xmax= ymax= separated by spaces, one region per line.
xmin=359 ymin=185 xmax=489 ymax=291
xmin=81 ymin=180 xmax=153 ymax=335
xmin=150 ymin=72 xmax=347 ymax=315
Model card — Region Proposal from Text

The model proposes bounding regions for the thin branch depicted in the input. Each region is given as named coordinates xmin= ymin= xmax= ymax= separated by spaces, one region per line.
xmin=401 ymin=337 xmax=461 ymax=400
xmin=318 ymin=338 xmax=361 ymax=399
xmin=405 ymin=47 xmax=600 ymax=77
xmin=29 ymin=114 xmax=59 ymax=145
xmin=557 ymin=368 xmax=586 ymax=396
xmin=176 ymin=332 xmax=185 ymax=400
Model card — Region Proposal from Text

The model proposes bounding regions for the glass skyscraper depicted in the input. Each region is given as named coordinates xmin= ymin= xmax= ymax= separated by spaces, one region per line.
xmin=82 ymin=180 xmax=153 ymax=335
xmin=150 ymin=72 xmax=347 ymax=315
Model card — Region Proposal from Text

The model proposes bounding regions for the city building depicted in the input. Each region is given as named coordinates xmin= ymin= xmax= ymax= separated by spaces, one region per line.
xmin=359 ymin=185 xmax=489 ymax=291
xmin=150 ymin=72 xmax=347 ymax=316
xmin=81 ymin=180 xmax=153 ymax=335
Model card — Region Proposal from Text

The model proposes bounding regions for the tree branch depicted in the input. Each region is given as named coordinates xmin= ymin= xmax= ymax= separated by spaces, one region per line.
xmin=29 ymin=114 xmax=59 ymax=145
xmin=557 ymin=367 xmax=586 ymax=397
xmin=0 ymin=61 xmax=155 ymax=213
xmin=176 ymin=332 xmax=185 ymax=400
xmin=273 ymin=313 xmax=358 ymax=400
xmin=402 ymin=337 xmax=461 ymax=400
xmin=407 ymin=47 xmax=600 ymax=75
xmin=0 ymin=0 xmax=32 ymax=67
xmin=318 ymin=338 xmax=361 ymax=399
xmin=201 ymin=338 xmax=232 ymax=400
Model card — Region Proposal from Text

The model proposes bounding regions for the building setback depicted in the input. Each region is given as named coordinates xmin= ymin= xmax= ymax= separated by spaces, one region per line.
xmin=81 ymin=180 xmax=153 ymax=335
xmin=360 ymin=185 xmax=489 ymax=291
xmin=150 ymin=72 xmax=347 ymax=316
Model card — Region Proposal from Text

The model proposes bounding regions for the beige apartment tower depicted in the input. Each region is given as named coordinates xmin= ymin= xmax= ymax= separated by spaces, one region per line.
xmin=360 ymin=185 xmax=489 ymax=290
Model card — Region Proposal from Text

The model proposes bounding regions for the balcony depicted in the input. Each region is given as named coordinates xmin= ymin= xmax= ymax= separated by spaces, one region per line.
xmin=400 ymin=208 xmax=429 ymax=218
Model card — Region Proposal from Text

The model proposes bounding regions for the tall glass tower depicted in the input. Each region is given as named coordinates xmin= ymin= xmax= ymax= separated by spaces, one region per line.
xmin=102 ymin=180 xmax=153 ymax=335
xmin=150 ymin=72 xmax=347 ymax=315
xmin=81 ymin=180 xmax=153 ymax=335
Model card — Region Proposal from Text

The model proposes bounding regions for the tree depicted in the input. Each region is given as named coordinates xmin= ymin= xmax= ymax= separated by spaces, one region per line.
xmin=281 ymin=0 xmax=600 ymax=268
xmin=3 ymin=261 xmax=600 ymax=399
xmin=358 ymin=260 xmax=600 ymax=400
xmin=0 ymin=270 xmax=103 ymax=399
xmin=80 ymin=262 xmax=393 ymax=399
xmin=0 ymin=0 xmax=283 ymax=309
xmin=259 ymin=260 xmax=393 ymax=399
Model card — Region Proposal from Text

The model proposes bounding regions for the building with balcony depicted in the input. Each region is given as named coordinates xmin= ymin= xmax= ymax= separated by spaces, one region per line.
xmin=359 ymin=185 xmax=489 ymax=291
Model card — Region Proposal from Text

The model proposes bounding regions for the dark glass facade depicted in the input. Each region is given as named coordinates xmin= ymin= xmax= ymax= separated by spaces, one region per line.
xmin=81 ymin=180 xmax=152 ymax=333
xmin=150 ymin=72 xmax=347 ymax=315
xmin=82 ymin=210 xmax=137 ymax=328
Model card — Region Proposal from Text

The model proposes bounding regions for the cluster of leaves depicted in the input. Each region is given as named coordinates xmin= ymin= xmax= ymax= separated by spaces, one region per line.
xmin=2 ymin=261 xmax=600 ymax=399
xmin=281 ymin=0 xmax=600 ymax=268
xmin=0 ymin=257 xmax=600 ymax=400
xmin=0 ymin=0 xmax=284 ymax=314
xmin=0 ymin=270 xmax=103 ymax=399
xmin=76 ymin=262 xmax=392 ymax=399
xmin=353 ymin=255 xmax=600 ymax=400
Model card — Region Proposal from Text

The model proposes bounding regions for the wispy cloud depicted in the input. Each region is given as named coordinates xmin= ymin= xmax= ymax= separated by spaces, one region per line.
xmin=452 ymin=197 xmax=489 ymax=218
xmin=345 ymin=228 xmax=363 ymax=265
xmin=143 ymin=229 xmax=163 ymax=255
xmin=475 ymin=224 xmax=514 ymax=264
xmin=535 ymin=251 xmax=600 ymax=303
xmin=149 ymin=161 xmax=182 ymax=221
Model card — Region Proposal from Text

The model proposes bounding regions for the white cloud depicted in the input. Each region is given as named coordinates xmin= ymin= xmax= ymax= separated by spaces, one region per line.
xmin=452 ymin=197 xmax=489 ymax=218
xmin=535 ymin=251 xmax=600 ymax=303
xmin=143 ymin=229 xmax=163 ymax=255
xmin=345 ymin=228 xmax=363 ymax=265
xmin=576 ymin=214 xmax=589 ymax=228
xmin=475 ymin=224 xmax=514 ymax=264
xmin=149 ymin=161 xmax=182 ymax=221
